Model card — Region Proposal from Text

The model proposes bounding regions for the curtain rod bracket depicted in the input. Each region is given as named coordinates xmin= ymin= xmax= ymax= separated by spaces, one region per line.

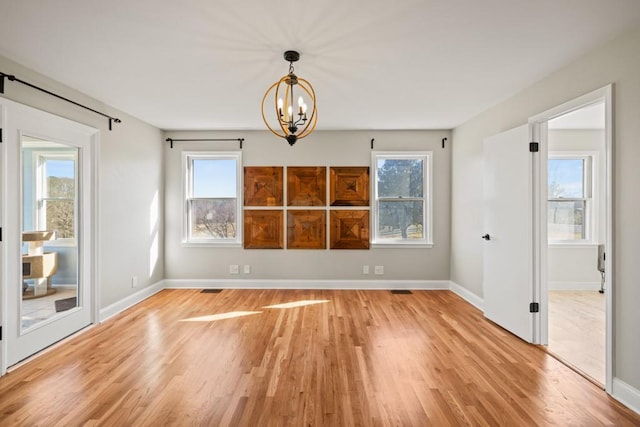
xmin=371 ymin=138 xmax=375 ymax=149
xmin=442 ymin=137 xmax=448 ymax=149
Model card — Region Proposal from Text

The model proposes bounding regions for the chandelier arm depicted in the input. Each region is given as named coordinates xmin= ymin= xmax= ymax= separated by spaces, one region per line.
xmin=281 ymin=80 xmax=293 ymax=133
xmin=275 ymin=76 xmax=291 ymax=136
xmin=298 ymin=107 xmax=318 ymax=139
xmin=261 ymin=81 xmax=286 ymax=138
xmin=294 ymin=79 xmax=317 ymax=137
xmin=297 ymin=113 xmax=318 ymax=139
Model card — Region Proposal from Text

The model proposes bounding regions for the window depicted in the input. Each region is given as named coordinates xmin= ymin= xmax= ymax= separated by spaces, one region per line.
xmin=184 ymin=152 xmax=242 ymax=245
xmin=372 ymin=152 xmax=432 ymax=246
xmin=36 ymin=152 xmax=77 ymax=242
xmin=548 ymin=154 xmax=594 ymax=243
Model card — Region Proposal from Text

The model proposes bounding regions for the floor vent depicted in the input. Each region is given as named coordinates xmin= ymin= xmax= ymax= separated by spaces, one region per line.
xmin=390 ymin=290 xmax=412 ymax=295
xmin=201 ymin=289 xmax=223 ymax=294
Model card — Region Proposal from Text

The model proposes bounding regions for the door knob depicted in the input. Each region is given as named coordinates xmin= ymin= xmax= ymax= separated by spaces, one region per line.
xmin=482 ymin=234 xmax=491 ymax=240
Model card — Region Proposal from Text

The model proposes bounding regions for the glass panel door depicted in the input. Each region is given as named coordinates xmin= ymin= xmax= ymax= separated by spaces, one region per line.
xmin=1 ymin=98 xmax=97 ymax=370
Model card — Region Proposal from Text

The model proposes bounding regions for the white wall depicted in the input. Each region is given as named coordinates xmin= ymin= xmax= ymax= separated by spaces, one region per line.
xmin=451 ymin=25 xmax=640 ymax=393
xmin=0 ymin=54 xmax=164 ymax=308
xmin=547 ymin=129 xmax=604 ymax=288
xmin=164 ymin=129 xmax=451 ymax=282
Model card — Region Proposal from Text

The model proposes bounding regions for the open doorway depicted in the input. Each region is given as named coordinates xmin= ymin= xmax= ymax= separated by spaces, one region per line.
xmin=545 ymin=101 xmax=606 ymax=386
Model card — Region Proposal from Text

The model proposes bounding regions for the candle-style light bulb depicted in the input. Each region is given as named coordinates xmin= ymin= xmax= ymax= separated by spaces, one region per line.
xmin=302 ymin=103 xmax=308 ymax=114
xmin=277 ymin=98 xmax=284 ymax=117
xmin=287 ymin=105 xmax=293 ymax=120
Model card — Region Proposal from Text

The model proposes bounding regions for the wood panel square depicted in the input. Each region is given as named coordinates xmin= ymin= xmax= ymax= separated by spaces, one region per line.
xmin=287 ymin=167 xmax=326 ymax=206
xmin=330 ymin=210 xmax=370 ymax=249
xmin=330 ymin=167 xmax=370 ymax=206
xmin=244 ymin=167 xmax=283 ymax=206
xmin=244 ymin=210 xmax=284 ymax=249
xmin=287 ymin=210 xmax=326 ymax=249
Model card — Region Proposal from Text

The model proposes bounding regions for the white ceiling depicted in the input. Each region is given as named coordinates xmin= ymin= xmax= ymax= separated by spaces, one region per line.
xmin=1 ymin=0 xmax=639 ymax=131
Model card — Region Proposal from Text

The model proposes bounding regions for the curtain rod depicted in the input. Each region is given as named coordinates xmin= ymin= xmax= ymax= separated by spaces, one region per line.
xmin=0 ymin=71 xmax=122 ymax=130
xmin=165 ymin=138 xmax=245 ymax=149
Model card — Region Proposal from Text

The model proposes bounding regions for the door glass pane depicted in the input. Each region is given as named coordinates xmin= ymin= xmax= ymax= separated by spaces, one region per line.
xmin=21 ymin=136 xmax=79 ymax=330
xmin=548 ymin=200 xmax=586 ymax=240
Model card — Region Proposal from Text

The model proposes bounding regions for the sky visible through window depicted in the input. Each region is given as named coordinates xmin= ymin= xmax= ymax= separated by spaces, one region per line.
xmin=548 ymin=159 xmax=583 ymax=198
xmin=46 ymin=159 xmax=74 ymax=178
xmin=193 ymin=159 xmax=236 ymax=198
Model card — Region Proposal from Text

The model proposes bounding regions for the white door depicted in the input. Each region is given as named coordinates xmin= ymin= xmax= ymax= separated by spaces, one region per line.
xmin=1 ymin=99 xmax=98 ymax=369
xmin=483 ymin=124 xmax=535 ymax=342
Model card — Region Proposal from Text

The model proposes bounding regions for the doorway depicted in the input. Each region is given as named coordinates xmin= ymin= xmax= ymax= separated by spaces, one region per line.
xmin=0 ymin=98 xmax=99 ymax=373
xmin=530 ymin=86 xmax=613 ymax=391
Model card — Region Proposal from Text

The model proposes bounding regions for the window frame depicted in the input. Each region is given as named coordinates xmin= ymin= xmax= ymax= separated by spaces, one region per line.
xmin=547 ymin=151 xmax=597 ymax=245
xmin=182 ymin=151 xmax=243 ymax=247
xmin=371 ymin=151 xmax=433 ymax=248
xmin=33 ymin=151 xmax=78 ymax=247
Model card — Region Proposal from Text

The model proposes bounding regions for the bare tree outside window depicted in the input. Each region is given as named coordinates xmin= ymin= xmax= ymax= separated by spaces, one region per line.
xmin=190 ymin=199 xmax=236 ymax=238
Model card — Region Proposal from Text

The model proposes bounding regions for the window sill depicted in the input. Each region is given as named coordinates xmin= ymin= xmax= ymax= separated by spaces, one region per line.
xmin=371 ymin=243 xmax=433 ymax=249
xmin=182 ymin=242 xmax=242 ymax=248
xmin=44 ymin=241 xmax=77 ymax=248
xmin=548 ymin=242 xmax=599 ymax=248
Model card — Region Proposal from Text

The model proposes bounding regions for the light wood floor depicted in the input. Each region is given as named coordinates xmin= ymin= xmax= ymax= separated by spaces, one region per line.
xmin=548 ymin=290 xmax=605 ymax=385
xmin=1 ymin=289 xmax=637 ymax=426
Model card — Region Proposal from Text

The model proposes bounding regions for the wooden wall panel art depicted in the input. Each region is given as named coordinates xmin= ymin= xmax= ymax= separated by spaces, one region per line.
xmin=244 ymin=167 xmax=283 ymax=206
xmin=244 ymin=210 xmax=284 ymax=249
xmin=287 ymin=210 xmax=326 ymax=249
xmin=330 ymin=167 xmax=370 ymax=206
xmin=330 ymin=210 xmax=370 ymax=249
xmin=287 ymin=167 xmax=326 ymax=206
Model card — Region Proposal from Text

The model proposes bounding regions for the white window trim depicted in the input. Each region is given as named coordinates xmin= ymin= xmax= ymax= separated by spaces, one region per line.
xmin=182 ymin=151 xmax=243 ymax=247
xmin=371 ymin=151 xmax=433 ymax=248
xmin=33 ymin=150 xmax=78 ymax=247
xmin=547 ymin=151 xmax=598 ymax=245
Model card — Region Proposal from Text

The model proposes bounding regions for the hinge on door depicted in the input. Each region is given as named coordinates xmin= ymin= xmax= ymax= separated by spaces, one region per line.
xmin=0 ymin=227 xmax=2 ymax=241
xmin=0 ymin=326 xmax=2 ymax=341
xmin=529 ymin=142 xmax=539 ymax=152
xmin=0 ymin=128 xmax=3 ymax=143
xmin=529 ymin=302 xmax=540 ymax=313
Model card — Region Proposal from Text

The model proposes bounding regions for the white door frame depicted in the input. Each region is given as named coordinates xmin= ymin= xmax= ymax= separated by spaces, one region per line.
xmin=528 ymin=85 xmax=613 ymax=392
xmin=0 ymin=97 xmax=100 ymax=375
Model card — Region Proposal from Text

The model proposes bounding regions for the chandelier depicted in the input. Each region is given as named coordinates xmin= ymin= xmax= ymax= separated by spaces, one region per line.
xmin=261 ymin=50 xmax=317 ymax=146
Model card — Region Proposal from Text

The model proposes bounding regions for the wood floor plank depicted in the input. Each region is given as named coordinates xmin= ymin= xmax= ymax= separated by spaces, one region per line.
xmin=0 ymin=289 xmax=638 ymax=426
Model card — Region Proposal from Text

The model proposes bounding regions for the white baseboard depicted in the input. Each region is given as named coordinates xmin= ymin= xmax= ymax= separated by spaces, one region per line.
xmin=449 ymin=281 xmax=484 ymax=311
xmin=613 ymin=378 xmax=640 ymax=415
xmin=548 ymin=281 xmax=602 ymax=291
xmin=163 ymin=279 xmax=450 ymax=290
xmin=99 ymin=280 xmax=165 ymax=322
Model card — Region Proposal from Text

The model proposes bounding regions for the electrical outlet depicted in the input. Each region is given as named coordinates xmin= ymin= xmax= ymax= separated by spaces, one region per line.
xmin=374 ymin=266 xmax=384 ymax=275
xmin=131 ymin=275 xmax=138 ymax=288
xmin=243 ymin=265 xmax=251 ymax=274
xmin=230 ymin=265 xmax=239 ymax=274
xmin=363 ymin=265 xmax=369 ymax=275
